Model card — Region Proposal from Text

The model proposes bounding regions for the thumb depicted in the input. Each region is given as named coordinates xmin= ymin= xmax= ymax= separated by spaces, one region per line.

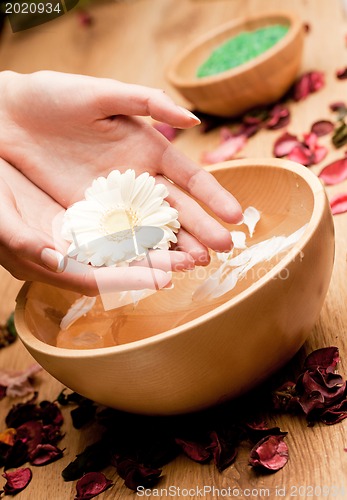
xmin=0 ymin=179 xmax=66 ymax=273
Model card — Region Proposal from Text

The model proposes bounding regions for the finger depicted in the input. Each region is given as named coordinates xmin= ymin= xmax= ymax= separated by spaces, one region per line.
xmin=130 ymin=250 xmax=195 ymax=272
xmin=0 ymin=179 xmax=67 ymax=273
xmin=173 ymin=229 xmax=211 ymax=266
xmin=96 ymin=80 xmax=200 ymax=128
xmin=158 ymin=176 xmax=233 ymax=253
xmin=0 ymin=246 xmax=172 ymax=296
xmin=160 ymin=145 xmax=243 ymax=224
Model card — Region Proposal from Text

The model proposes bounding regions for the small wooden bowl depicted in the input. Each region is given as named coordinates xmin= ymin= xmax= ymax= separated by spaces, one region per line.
xmin=166 ymin=12 xmax=305 ymax=116
xmin=15 ymin=159 xmax=334 ymax=415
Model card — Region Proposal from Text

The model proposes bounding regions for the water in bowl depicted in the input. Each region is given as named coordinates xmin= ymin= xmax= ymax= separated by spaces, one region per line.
xmin=24 ymin=213 xmax=307 ymax=349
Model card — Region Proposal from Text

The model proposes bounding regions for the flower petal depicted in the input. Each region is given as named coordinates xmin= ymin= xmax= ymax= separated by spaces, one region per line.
xmin=273 ymin=132 xmax=300 ymax=157
xmin=311 ymin=120 xmax=334 ymax=137
xmin=201 ymin=134 xmax=247 ymax=164
xmin=318 ymin=154 xmax=347 ymax=185
xmin=329 ymin=192 xmax=347 ymax=215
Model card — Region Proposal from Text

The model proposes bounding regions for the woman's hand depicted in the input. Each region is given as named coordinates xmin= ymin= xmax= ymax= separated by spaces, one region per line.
xmin=0 ymin=159 xmax=195 ymax=295
xmin=0 ymin=70 xmax=242 ymax=265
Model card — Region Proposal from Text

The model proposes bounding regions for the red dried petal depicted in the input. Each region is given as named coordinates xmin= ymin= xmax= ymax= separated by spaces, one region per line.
xmin=153 ymin=122 xmax=178 ymax=142
xmin=245 ymin=422 xmax=287 ymax=442
xmin=2 ymin=467 xmax=32 ymax=495
xmin=329 ymin=192 xmax=347 ymax=215
xmin=75 ymin=472 xmax=113 ymax=500
xmin=266 ymin=104 xmax=290 ymax=130
xmin=16 ymin=420 xmax=43 ymax=454
xmin=311 ymin=120 xmax=334 ymax=137
xmin=330 ymin=101 xmax=346 ymax=111
xmin=201 ymin=134 xmax=247 ymax=164
xmin=207 ymin=430 xmax=238 ymax=472
xmin=273 ymin=132 xmax=299 ymax=157
xmin=304 ymin=346 xmax=340 ymax=371
xmin=175 ymin=438 xmax=211 ymax=463
xmin=336 ymin=67 xmax=347 ymax=80
xmin=249 ymin=435 xmax=289 ymax=471
xmin=77 ymin=10 xmax=93 ymax=27
xmin=318 ymin=154 xmax=347 ymax=185
xmin=287 ymin=144 xmax=313 ymax=166
xmin=312 ymin=145 xmax=328 ymax=164
xmin=293 ymin=71 xmax=325 ymax=101
xmin=320 ymin=399 xmax=347 ymax=425
xmin=116 ymin=458 xmax=161 ymax=491
xmin=29 ymin=443 xmax=64 ymax=466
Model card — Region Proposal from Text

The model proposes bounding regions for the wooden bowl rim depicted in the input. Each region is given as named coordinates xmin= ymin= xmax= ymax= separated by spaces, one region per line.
xmin=166 ymin=10 xmax=303 ymax=88
xmin=15 ymin=158 xmax=329 ymax=358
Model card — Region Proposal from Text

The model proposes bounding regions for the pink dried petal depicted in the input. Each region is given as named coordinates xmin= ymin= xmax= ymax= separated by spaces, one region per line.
xmin=75 ymin=472 xmax=113 ymax=500
xmin=29 ymin=443 xmax=64 ymax=466
xmin=311 ymin=120 xmax=334 ymax=137
xmin=303 ymin=132 xmax=318 ymax=149
xmin=2 ymin=468 xmax=32 ymax=495
xmin=312 ymin=145 xmax=328 ymax=164
xmin=266 ymin=104 xmax=290 ymax=130
xmin=330 ymin=101 xmax=347 ymax=112
xmin=77 ymin=10 xmax=93 ymax=27
xmin=318 ymin=154 xmax=347 ymax=185
xmin=16 ymin=421 xmax=43 ymax=454
xmin=287 ymin=144 xmax=312 ymax=166
xmin=249 ymin=435 xmax=288 ymax=471
xmin=304 ymin=346 xmax=340 ymax=371
xmin=153 ymin=122 xmax=178 ymax=142
xmin=273 ymin=132 xmax=299 ymax=157
xmin=175 ymin=438 xmax=211 ymax=463
xmin=329 ymin=193 xmax=347 ymax=215
xmin=0 ymin=364 xmax=42 ymax=398
xmin=336 ymin=67 xmax=347 ymax=80
xmin=201 ymin=134 xmax=247 ymax=164
xmin=293 ymin=71 xmax=325 ymax=101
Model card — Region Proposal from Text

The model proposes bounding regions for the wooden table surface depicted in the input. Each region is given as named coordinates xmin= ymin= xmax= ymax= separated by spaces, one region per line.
xmin=0 ymin=0 xmax=347 ymax=498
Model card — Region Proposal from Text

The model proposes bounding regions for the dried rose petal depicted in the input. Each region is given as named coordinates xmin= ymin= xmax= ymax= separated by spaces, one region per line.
xmin=5 ymin=397 xmax=39 ymax=428
xmin=311 ymin=120 xmax=334 ymax=137
xmin=201 ymin=134 xmax=247 ymax=164
xmin=2 ymin=467 xmax=32 ymax=495
xmin=16 ymin=421 xmax=43 ymax=454
xmin=116 ymin=458 xmax=161 ymax=491
xmin=292 ymin=71 xmax=325 ymax=101
xmin=77 ymin=10 xmax=93 ymax=27
xmin=273 ymin=132 xmax=300 ymax=157
xmin=266 ymin=104 xmax=290 ymax=130
xmin=330 ymin=101 xmax=347 ymax=112
xmin=0 ymin=364 xmax=42 ymax=398
xmin=287 ymin=144 xmax=313 ymax=165
xmin=207 ymin=430 xmax=238 ymax=472
xmin=29 ymin=443 xmax=64 ymax=466
xmin=75 ymin=472 xmax=113 ymax=500
xmin=249 ymin=435 xmax=288 ymax=471
xmin=0 ymin=428 xmax=16 ymax=446
xmin=336 ymin=67 xmax=347 ymax=80
xmin=245 ymin=422 xmax=287 ymax=442
xmin=39 ymin=401 xmax=64 ymax=426
xmin=329 ymin=192 xmax=347 ymax=215
xmin=153 ymin=122 xmax=178 ymax=142
xmin=175 ymin=438 xmax=211 ymax=463
xmin=320 ymin=399 xmax=347 ymax=425
xmin=304 ymin=346 xmax=340 ymax=371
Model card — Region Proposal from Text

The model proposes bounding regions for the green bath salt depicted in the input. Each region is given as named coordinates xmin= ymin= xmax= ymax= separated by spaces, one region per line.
xmin=197 ymin=24 xmax=289 ymax=78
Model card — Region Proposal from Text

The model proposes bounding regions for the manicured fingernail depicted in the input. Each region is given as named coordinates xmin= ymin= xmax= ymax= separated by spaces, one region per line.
xmin=41 ymin=248 xmax=66 ymax=273
xmin=163 ymin=282 xmax=174 ymax=289
xmin=235 ymin=214 xmax=244 ymax=225
xmin=178 ymin=106 xmax=201 ymax=123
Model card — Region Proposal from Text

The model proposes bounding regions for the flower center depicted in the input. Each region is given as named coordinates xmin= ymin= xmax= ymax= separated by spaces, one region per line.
xmin=100 ymin=207 xmax=139 ymax=239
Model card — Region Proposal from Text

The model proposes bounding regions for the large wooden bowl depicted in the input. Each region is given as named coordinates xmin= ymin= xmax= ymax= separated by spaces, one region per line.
xmin=166 ymin=12 xmax=305 ymax=116
xmin=15 ymin=159 xmax=334 ymax=415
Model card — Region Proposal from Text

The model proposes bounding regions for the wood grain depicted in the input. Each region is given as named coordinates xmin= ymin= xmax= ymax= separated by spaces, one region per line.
xmin=0 ymin=0 xmax=347 ymax=498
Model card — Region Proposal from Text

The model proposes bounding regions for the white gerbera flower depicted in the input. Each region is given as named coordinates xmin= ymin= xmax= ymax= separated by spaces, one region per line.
xmin=62 ymin=169 xmax=180 ymax=266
